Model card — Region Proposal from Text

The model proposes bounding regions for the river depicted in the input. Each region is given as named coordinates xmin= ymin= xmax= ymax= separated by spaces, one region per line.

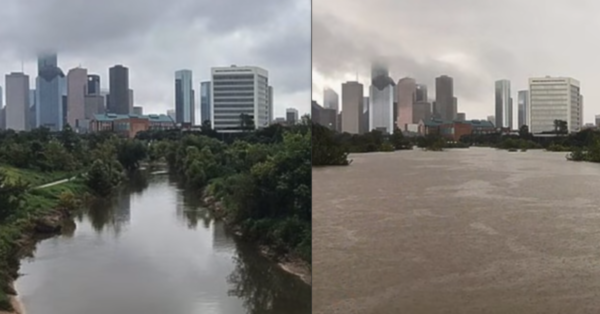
xmin=313 ymin=147 xmax=600 ymax=314
xmin=16 ymin=172 xmax=311 ymax=314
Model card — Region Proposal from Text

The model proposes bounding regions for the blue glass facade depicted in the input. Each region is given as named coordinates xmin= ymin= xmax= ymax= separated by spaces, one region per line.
xmin=36 ymin=53 xmax=65 ymax=131
xmin=200 ymin=81 xmax=211 ymax=125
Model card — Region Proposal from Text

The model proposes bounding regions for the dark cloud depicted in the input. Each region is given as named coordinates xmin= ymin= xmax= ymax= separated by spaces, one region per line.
xmin=0 ymin=0 xmax=310 ymax=117
xmin=313 ymin=0 xmax=600 ymax=122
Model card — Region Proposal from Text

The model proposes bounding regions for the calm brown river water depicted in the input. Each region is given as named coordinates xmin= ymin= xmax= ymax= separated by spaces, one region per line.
xmin=313 ymin=148 xmax=600 ymax=314
xmin=16 ymin=173 xmax=310 ymax=314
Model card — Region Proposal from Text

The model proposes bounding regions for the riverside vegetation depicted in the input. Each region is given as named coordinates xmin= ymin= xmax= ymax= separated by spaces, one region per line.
xmin=144 ymin=118 xmax=312 ymax=266
xmin=0 ymin=126 xmax=149 ymax=311
xmin=312 ymin=123 xmax=472 ymax=164
xmin=0 ymin=120 xmax=311 ymax=311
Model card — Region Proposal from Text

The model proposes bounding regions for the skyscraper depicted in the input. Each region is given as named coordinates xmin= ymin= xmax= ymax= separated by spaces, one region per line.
xmin=211 ymin=66 xmax=269 ymax=132
xmin=36 ymin=53 xmax=65 ymax=131
xmin=323 ymin=88 xmax=339 ymax=113
xmin=529 ymin=76 xmax=582 ymax=133
xmin=415 ymin=84 xmax=428 ymax=102
xmin=518 ymin=90 xmax=529 ymax=128
xmin=413 ymin=101 xmax=432 ymax=123
xmin=495 ymin=80 xmax=512 ymax=129
xmin=175 ymin=70 xmax=194 ymax=126
xmin=397 ymin=77 xmax=416 ymax=131
xmin=200 ymin=81 xmax=212 ymax=125
xmin=128 ymin=89 xmax=134 ymax=114
xmin=5 ymin=72 xmax=30 ymax=131
xmin=108 ymin=65 xmax=130 ymax=114
xmin=286 ymin=108 xmax=299 ymax=124
xmin=133 ymin=106 xmax=143 ymax=115
xmin=167 ymin=109 xmax=176 ymax=122
xmin=434 ymin=75 xmax=454 ymax=121
xmin=369 ymin=62 xmax=395 ymax=133
xmin=341 ymin=81 xmax=363 ymax=134
xmin=29 ymin=89 xmax=36 ymax=130
xmin=67 ymin=67 xmax=88 ymax=130
xmin=360 ymin=96 xmax=369 ymax=134
xmin=87 ymin=75 xmax=100 ymax=95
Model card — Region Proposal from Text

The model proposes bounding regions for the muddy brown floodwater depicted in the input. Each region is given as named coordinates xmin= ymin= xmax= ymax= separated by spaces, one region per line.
xmin=313 ymin=147 xmax=600 ymax=314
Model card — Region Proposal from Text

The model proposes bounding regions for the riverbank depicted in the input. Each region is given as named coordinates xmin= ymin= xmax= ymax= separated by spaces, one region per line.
xmin=1 ymin=207 xmax=77 ymax=314
xmin=201 ymin=189 xmax=312 ymax=285
xmin=0 ymin=171 xmax=87 ymax=313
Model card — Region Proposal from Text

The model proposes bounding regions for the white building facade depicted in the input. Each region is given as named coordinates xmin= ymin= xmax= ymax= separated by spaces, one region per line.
xmin=529 ymin=77 xmax=582 ymax=133
xmin=211 ymin=66 xmax=269 ymax=132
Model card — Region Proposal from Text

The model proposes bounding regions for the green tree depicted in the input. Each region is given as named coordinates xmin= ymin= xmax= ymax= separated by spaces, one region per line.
xmin=116 ymin=140 xmax=147 ymax=172
xmin=0 ymin=170 xmax=28 ymax=222
xmin=519 ymin=125 xmax=530 ymax=139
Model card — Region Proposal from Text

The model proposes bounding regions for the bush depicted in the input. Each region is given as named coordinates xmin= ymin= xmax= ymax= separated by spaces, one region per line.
xmin=312 ymin=123 xmax=350 ymax=166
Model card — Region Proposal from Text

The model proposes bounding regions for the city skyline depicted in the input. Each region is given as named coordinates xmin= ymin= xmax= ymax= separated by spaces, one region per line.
xmin=313 ymin=0 xmax=600 ymax=124
xmin=0 ymin=0 xmax=310 ymax=118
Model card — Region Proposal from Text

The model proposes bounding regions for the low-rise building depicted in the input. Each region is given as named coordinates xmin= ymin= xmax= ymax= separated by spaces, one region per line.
xmin=90 ymin=113 xmax=175 ymax=138
xmin=419 ymin=119 xmax=495 ymax=141
xmin=147 ymin=114 xmax=176 ymax=131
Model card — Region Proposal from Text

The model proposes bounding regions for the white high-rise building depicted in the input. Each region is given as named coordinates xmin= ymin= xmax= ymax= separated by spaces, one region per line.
xmin=529 ymin=76 xmax=582 ymax=133
xmin=5 ymin=72 xmax=30 ymax=131
xmin=211 ymin=65 xmax=269 ymax=132
xmin=495 ymin=80 xmax=512 ymax=129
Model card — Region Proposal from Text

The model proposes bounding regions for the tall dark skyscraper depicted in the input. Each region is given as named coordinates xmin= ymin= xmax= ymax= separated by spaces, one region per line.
xmin=200 ymin=81 xmax=211 ymax=124
xmin=435 ymin=75 xmax=454 ymax=121
xmin=108 ymin=65 xmax=130 ymax=114
xmin=87 ymin=75 xmax=100 ymax=95
xmin=415 ymin=84 xmax=428 ymax=102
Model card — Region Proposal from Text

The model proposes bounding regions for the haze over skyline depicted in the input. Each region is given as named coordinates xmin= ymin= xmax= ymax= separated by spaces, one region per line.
xmin=313 ymin=0 xmax=599 ymax=123
xmin=0 ymin=0 xmax=311 ymax=118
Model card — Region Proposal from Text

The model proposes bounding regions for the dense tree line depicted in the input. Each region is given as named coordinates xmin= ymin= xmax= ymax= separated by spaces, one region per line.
xmin=312 ymin=123 xmax=414 ymax=166
xmin=149 ymin=121 xmax=312 ymax=262
xmin=0 ymin=120 xmax=313 ymax=310
xmin=0 ymin=126 xmax=150 ymax=197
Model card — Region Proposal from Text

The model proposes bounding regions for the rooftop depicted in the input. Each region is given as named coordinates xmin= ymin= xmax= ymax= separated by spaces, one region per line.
xmin=93 ymin=113 xmax=174 ymax=123
xmin=423 ymin=119 xmax=494 ymax=128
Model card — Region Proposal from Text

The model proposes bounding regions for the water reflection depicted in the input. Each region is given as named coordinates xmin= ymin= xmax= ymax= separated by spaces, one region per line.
xmin=16 ymin=171 xmax=310 ymax=314
xmin=176 ymin=188 xmax=212 ymax=229
xmin=86 ymin=187 xmax=130 ymax=235
xmin=127 ymin=170 xmax=150 ymax=195
xmin=227 ymin=244 xmax=311 ymax=314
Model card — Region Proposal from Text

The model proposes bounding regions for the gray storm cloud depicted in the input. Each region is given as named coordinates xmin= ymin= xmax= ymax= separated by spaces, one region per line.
xmin=312 ymin=0 xmax=600 ymax=121
xmin=0 ymin=0 xmax=310 ymax=116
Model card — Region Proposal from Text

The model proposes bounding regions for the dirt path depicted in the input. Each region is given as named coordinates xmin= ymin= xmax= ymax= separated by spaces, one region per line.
xmin=32 ymin=177 xmax=77 ymax=190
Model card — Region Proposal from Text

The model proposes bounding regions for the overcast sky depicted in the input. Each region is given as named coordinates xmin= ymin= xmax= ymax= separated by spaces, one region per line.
xmin=0 ymin=0 xmax=310 ymax=119
xmin=313 ymin=0 xmax=600 ymax=123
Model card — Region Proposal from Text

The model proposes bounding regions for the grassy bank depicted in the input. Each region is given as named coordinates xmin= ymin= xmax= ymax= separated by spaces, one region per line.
xmin=0 ymin=168 xmax=87 ymax=311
